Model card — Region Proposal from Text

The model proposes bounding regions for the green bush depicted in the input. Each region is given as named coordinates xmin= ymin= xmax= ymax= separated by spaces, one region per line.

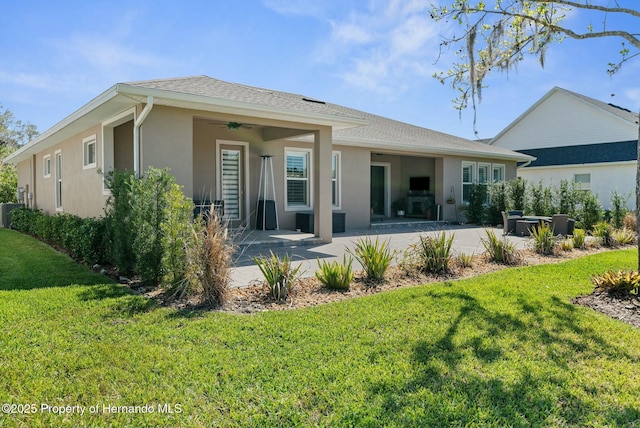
xmin=254 ymin=251 xmax=303 ymax=301
xmin=592 ymin=221 xmax=614 ymax=247
xmin=527 ymin=181 xmax=553 ymax=216
xmin=456 ymin=252 xmax=474 ymax=268
xmin=612 ymin=228 xmax=635 ymax=246
xmin=577 ymin=192 xmax=602 ymax=231
xmin=529 ymin=222 xmax=557 ymax=256
xmin=316 ymin=256 xmax=354 ymax=291
xmin=347 ymin=236 xmax=395 ymax=282
xmin=104 ymin=167 xmax=194 ymax=285
xmin=572 ymin=228 xmax=587 ymax=249
xmin=559 ymin=238 xmax=574 ymax=252
xmin=8 ymin=207 xmax=106 ymax=265
xmin=104 ymin=170 xmax=136 ymax=274
xmin=481 ymin=229 xmax=522 ymax=265
xmin=0 ymin=162 xmax=17 ymax=203
xmin=486 ymin=181 xmax=508 ymax=225
xmin=610 ymin=191 xmax=630 ymax=229
xmin=414 ymin=231 xmax=455 ymax=274
xmin=555 ymin=179 xmax=579 ymax=218
xmin=464 ymin=184 xmax=487 ymax=224
xmin=9 ymin=207 xmax=40 ymax=234
xmin=508 ymin=178 xmax=526 ymax=212
xmin=592 ymin=270 xmax=640 ymax=295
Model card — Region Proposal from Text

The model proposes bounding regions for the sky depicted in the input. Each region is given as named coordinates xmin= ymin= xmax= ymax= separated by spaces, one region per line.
xmin=1 ymin=0 xmax=638 ymax=141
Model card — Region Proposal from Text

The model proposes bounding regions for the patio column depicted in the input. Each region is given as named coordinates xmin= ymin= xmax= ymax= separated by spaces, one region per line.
xmin=313 ymin=126 xmax=333 ymax=243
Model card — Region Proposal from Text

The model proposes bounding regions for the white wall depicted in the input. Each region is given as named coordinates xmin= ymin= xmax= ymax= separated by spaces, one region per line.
xmin=518 ymin=162 xmax=636 ymax=210
xmin=494 ymin=90 xmax=637 ymax=150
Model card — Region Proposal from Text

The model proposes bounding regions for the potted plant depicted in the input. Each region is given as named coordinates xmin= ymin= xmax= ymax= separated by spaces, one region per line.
xmin=392 ymin=198 xmax=406 ymax=217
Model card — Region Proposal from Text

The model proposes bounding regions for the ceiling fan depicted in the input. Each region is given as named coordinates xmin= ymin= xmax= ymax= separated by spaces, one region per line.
xmin=223 ymin=121 xmax=252 ymax=130
xmin=205 ymin=120 xmax=254 ymax=130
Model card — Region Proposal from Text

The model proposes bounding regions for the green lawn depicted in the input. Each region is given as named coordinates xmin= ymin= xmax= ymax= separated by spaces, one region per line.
xmin=1 ymin=228 xmax=639 ymax=427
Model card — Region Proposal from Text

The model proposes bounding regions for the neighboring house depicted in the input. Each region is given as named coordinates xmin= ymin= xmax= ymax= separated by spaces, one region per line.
xmin=3 ymin=76 xmax=530 ymax=242
xmin=489 ymin=86 xmax=639 ymax=210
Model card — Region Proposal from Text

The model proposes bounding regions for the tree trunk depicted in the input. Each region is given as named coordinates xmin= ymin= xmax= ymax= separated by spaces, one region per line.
xmin=637 ymin=115 xmax=640 ymax=271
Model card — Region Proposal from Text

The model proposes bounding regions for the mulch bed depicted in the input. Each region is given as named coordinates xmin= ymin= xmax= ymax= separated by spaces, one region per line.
xmin=141 ymin=245 xmax=639 ymax=330
xmin=572 ymin=292 xmax=640 ymax=329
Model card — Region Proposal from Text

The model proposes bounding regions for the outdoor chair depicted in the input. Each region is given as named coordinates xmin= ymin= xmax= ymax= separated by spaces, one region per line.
xmin=548 ymin=214 xmax=570 ymax=236
xmin=508 ymin=210 xmax=524 ymax=217
xmin=501 ymin=211 xmax=519 ymax=235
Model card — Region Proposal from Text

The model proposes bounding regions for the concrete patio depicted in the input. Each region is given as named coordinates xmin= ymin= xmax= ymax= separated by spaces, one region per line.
xmin=230 ymin=223 xmax=532 ymax=287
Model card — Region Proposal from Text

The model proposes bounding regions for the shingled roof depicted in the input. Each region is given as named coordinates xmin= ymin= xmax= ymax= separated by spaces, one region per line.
xmin=518 ymin=140 xmax=637 ymax=167
xmin=6 ymin=75 xmax=532 ymax=164
xmin=123 ymin=76 xmax=528 ymax=161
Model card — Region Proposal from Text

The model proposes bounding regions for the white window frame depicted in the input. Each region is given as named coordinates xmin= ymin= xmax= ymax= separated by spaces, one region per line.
xmin=477 ymin=162 xmax=490 ymax=186
xmin=477 ymin=162 xmax=491 ymax=204
xmin=55 ymin=150 xmax=63 ymax=211
xmin=462 ymin=161 xmax=475 ymax=204
xmin=332 ymin=151 xmax=341 ymax=210
xmin=573 ymin=173 xmax=591 ymax=191
xmin=83 ymin=135 xmax=97 ymax=169
xmin=43 ymin=155 xmax=51 ymax=178
xmin=492 ymin=164 xmax=505 ymax=183
xmin=284 ymin=147 xmax=313 ymax=211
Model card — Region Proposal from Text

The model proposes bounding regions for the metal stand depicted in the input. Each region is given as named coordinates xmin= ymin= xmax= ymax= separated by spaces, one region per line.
xmin=256 ymin=155 xmax=279 ymax=230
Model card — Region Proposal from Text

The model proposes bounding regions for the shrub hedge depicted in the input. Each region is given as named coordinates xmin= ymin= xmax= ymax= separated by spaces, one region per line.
xmin=10 ymin=208 xmax=106 ymax=265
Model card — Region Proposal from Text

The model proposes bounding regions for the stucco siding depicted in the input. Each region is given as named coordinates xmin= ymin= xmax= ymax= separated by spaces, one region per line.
xmin=21 ymin=124 xmax=107 ymax=217
xmin=335 ymin=146 xmax=370 ymax=229
xmin=16 ymin=158 xmax=33 ymax=207
xmin=494 ymin=91 xmax=637 ymax=150
xmin=141 ymin=107 xmax=194 ymax=198
xmin=114 ymin=120 xmax=134 ymax=171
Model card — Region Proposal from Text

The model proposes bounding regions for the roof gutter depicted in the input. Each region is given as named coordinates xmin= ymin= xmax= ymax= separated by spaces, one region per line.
xmin=326 ymin=137 xmax=536 ymax=163
xmin=116 ymin=83 xmax=368 ymax=130
xmin=3 ymin=85 xmax=121 ymax=165
xmin=518 ymin=159 xmax=533 ymax=168
xmin=133 ymin=96 xmax=153 ymax=177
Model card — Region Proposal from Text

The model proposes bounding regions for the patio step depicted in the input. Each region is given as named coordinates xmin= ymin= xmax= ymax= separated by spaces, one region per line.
xmin=370 ymin=220 xmax=445 ymax=229
xmin=236 ymin=235 xmax=323 ymax=250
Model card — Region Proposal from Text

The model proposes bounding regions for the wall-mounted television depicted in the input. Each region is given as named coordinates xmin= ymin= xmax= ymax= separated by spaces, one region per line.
xmin=410 ymin=176 xmax=430 ymax=192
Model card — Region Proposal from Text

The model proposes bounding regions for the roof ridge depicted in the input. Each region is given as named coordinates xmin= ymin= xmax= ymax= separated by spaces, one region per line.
xmin=555 ymin=86 xmax=638 ymax=123
xmin=121 ymin=75 xmax=210 ymax=86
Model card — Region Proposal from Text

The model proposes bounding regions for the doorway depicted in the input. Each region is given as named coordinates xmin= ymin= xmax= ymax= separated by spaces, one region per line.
xmin=216 ymin=140 xmax=249 ymax=227
xmin=370 ymin=163 xmax=390 ymax=218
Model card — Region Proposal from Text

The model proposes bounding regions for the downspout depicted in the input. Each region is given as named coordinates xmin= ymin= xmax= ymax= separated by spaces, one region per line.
xmin=518 ymin=159 xmax=533 ymax=169
xmin=133 ymin=96 xmax=154 ymax=177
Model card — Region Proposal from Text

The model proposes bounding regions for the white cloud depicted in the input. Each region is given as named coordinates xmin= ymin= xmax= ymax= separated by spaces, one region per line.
xmin=332 ymin=21 xmax=373 ymax=45
xmin=52 ymin=35 xmax=168 ymax=72
xmin=623 ymin=88 xmax=640 ymax=108
xmin=0 ymin=71 xmax=60 ymax=91
xmin=312 ymin=1 xmax=442 ymax=92
xmin=261 ymin=0 xmax=327 ymax=17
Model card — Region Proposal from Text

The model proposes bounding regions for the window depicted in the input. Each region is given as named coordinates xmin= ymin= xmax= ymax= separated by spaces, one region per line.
xmin=285 ymin=148 xmax=312 ymax=209
xmin=462 ymin=162 xmax=475 ymax=204
xmin=478 ymin=163 xmax=490 ymax=203
xmin=463 ymin=162 xmax=506 ymax=204
xmin=43 ymin=155 xmax=51 ymax=178
xmin=332 ymin=151 xmax=341 ymax=209
xmin=573 ymin=173 xmax=591 ymax=191
xmin=83 ymin=135 xmax=97 ymax=169
xmin=492 ymin=164 xmax=505 ymax=183
xmin=478 ymin=163 xmax=490 ymax=186
xmin=55 ymin=150 xmax=62 ymax=210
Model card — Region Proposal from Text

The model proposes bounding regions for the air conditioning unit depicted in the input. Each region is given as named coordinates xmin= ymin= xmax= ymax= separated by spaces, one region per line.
xmin=0 ymin=203 xmax=25 ymax=228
